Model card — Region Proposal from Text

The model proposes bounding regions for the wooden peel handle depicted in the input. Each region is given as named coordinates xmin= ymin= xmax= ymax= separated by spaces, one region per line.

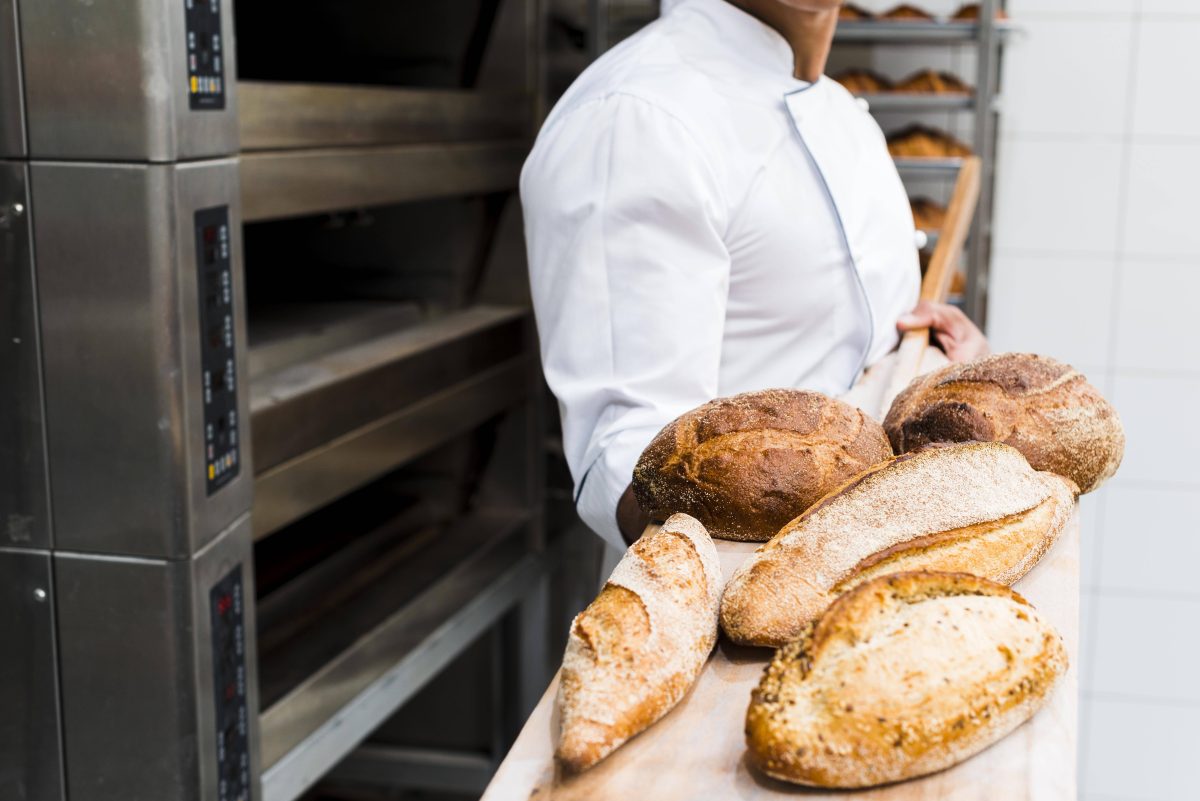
xmin=885 ymin=156 xmax=983 ymax=405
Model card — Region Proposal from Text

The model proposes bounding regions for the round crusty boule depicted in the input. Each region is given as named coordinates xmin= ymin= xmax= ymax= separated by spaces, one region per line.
xmin=632 ymin=389 xmax=893 ymax=542
xmin=883 ymin=352 xmax=1124 ymax=494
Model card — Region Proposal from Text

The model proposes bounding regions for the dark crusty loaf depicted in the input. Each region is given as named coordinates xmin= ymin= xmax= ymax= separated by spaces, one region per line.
xmin=720 ymin=442 xmax=1077 ymax=647
xmin=884 ymin=352 xmax=1124 ymax=493
xmin=632 ymin=389 xmax=893 ymax=542
xmin=555 ymin=513 xmax=721 ymax=772
xmin=745 ymin=571 xmax=1067 ymax=788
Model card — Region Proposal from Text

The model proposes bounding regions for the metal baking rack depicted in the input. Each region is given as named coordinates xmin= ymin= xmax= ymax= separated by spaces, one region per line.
xmin=834 ymin=1 xmax=1012 ymax=321
xmin=859 ymin=92 xmax=974 ymax=112
xmin=233 ymin=3 xmax=552 ymax=800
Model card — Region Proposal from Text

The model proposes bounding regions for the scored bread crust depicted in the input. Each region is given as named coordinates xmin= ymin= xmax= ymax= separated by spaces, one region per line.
xmin=555 ymin=513 xmax=721 ymax=772
xmin=884 ymin=352 xmax=1124 ymax=494
xmin=745 ymin=571 xmax=1068 ymax=788
xmin=632 ymin=389 xmax=893 ymax=542
xmin=719 ymin=442 xmax=1077 ymax=647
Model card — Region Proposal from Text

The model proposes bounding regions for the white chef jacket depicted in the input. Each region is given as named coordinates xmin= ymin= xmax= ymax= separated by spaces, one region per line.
xmin=521 ymin=0 xmax=920 ymax=549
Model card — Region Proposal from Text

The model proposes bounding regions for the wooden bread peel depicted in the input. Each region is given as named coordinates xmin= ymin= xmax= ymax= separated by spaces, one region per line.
xmin=883 ymin=155 xmax=982 ymax=408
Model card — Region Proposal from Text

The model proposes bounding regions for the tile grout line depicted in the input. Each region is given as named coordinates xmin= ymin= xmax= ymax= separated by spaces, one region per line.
xmin=1079 ymin=2 xmax=1144 ymax=793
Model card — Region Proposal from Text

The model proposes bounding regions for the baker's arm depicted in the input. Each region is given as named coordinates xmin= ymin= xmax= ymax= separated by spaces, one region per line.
xmin=521 ymin=94 xmax=731 ymax=550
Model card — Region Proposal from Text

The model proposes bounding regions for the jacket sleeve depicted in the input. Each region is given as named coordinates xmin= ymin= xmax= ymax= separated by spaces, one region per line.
xmin=520 ymin=93 xmax=731 ymax=548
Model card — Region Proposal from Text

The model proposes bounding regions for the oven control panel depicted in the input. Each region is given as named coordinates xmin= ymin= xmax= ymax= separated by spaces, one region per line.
xmin=195 ymin=206 xmax=239 ymax=495
xmin=185 ymin=0 xmax=226 ymax=110
xmin=210 ymin=566 xmax=250 ymax=801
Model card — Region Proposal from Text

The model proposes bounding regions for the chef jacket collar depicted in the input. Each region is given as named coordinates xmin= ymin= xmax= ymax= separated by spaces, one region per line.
xmin=663 ymin=0 xmax=813 ymax=90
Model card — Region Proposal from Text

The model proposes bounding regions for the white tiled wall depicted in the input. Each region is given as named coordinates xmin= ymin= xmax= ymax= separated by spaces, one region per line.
xmin=986 ymin=3 xmax=1200 ymax=799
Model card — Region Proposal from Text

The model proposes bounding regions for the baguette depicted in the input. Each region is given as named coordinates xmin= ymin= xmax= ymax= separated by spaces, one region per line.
xmin=746 ymin=571 xmax=1068 ymax=788
xmin=720 ymin=442 xmax=1076 ymax=647
xmin=633 ymin=389 xmax=893 ymax=542
xmin=884 ymin=352 xmax=1124 ymax=493
xmin=555 ymin=513 xmax=721 ymax=772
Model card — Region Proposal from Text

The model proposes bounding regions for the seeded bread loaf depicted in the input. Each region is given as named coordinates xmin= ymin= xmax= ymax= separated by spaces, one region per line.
xmin=745 ymin=571 xmax=1068 ymax=788
xmin=555 ymin=513 xmax=721 ymax=772
xmin=720 ymin=442 xmax=1077 ymax=647
xmin=632 ymin=389 xmax=893 ymax=542
xmin=884 ymin=352 xmax=1124 ymax=493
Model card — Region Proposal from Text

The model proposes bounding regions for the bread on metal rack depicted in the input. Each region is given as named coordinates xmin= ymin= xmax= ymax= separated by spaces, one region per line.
xmin=633 ymin=389 xmax=893 ymax=542
xmin=895 ymin=68 xmax=973 ymax=95
xmin=880 ymin=3 xmax=937 ymax=21
xmin=839 ymin=2 xmax=875 ymax=20
xmin=833 ymin=68 xmax=893 ymax=95
xmin=884 ymin=352 xmax=1124 ymax=493
xmin=720 ymin=442 xmax=1076 ymax=647
xmin=745 ymin=571 xmax=1068 ymax=788
xmin=887 ymin=124 xmax=974 ymax=158
xmin=555 ymin=513 xmax=721 ymax=772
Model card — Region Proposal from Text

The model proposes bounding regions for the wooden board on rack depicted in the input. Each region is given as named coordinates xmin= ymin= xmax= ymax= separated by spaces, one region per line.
xmin=482 ymin=514 xmax=1079 ymax=801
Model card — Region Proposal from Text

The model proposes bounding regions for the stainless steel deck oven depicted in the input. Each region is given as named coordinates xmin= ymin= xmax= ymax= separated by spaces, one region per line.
xmin=1 ymin=2 xmax=259 ymax=800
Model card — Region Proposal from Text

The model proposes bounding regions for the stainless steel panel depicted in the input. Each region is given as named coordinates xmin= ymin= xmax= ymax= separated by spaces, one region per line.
xmin=0 ymin=0 xmax=25 ymax=157
xmin=240 ymin=140 xmax=526 ymax=223
xmin=247 ymin=302 xmax=425 ymax=380
xmin=238 ymin=83 xmax=528 ymax=151
xmin=0 ymin=162 xmax=50 ymax=549
xmin=260 ymin=516 xmax=539 ymax=801
xmin=325 ymin=746 xmax=494 ymax=796
xmin=0 ymin=548 xmax=65 ymax=801
xmin=18 ymin=0 xmax=238 ymax=160
xmin=55 ymin=516 xmax=261 ymax=801
xmin=33 ymin=159 xmax=252 ymax=558
xmin=250 ymin=306 xmax=528 ymax=472
xmin=253 ymin=356 xmax=532 ymax=539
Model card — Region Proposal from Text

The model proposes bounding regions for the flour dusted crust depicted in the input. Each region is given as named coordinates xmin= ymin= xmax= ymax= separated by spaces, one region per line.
xmin=884 ymin=352 xmax=1125 ymax=493
xmin=632 ymin=389 xmax=893 ymax=542
xmin=719 ymin=442 xmax=1077 ymax=647
xmin=555 ymin=513 xmax=721 ymax=772
xmin=745 ymin=571 xmax=1068 ymax=788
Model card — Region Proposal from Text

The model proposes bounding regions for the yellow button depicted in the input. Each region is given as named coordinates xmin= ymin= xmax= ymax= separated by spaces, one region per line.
xmin=208 ymin=464 xmax=215 ymax=479
xmin=191 ymin=76 xmax=199 ymax=93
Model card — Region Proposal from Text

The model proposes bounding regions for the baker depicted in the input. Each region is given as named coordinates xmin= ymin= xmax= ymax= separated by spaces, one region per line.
xmin=521 ymin=0 xmax=989 ymax=549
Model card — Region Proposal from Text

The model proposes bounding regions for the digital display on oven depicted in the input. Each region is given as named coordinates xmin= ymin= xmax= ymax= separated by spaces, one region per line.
xmin=195 ymin=206 xmax=239 ymax=495
xmin=185 ymin=0 xmax=226 ymax=110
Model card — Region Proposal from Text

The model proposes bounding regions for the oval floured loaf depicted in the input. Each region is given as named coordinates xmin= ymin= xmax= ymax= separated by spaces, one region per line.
xmin=745 ymin=571 xmax=1068 ymax=788
xmin=720 ymin=442 xmax=1077 ymax=647
xmin=632 ymin=389 xmax=893 ymax=542
xmin=884 ymin=352 xmax=1124 ymax=493
xmin=555 ymin=513 xmax=721 ymax=772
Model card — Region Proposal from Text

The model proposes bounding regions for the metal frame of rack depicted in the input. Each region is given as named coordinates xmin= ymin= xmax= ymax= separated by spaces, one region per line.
xmin=835 ymin=2 xmax=1010 ymax=325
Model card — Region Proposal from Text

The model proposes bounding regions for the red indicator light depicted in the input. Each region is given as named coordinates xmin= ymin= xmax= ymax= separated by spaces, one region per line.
xmin=217 ymin=593 xmax=232 ymax=615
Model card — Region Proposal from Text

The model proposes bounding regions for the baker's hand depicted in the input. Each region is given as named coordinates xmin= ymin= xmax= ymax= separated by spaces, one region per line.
xmin=897 ymin=300 xmax=990 ymax=363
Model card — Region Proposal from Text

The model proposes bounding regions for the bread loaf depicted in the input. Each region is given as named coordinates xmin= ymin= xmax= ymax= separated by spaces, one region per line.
xmin=720 ymin=442 xmax=1076 ymax=647
xmin=745 ymin=571 xmax=1067 ymax=788
xmin=834 ymin=68 xmax=893 ymax=95
xmin=881 ymin=3 xmax=936 ymax=21
xmin=555 ymin=513 xmax=721 ymax=772
xmin=884 ymin=352 xmax=1124 ymax=493
xmin=887 ymin=124 xmax=974 ymax=159
xmin=632 ymin=389 xmax=893 ymax=542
